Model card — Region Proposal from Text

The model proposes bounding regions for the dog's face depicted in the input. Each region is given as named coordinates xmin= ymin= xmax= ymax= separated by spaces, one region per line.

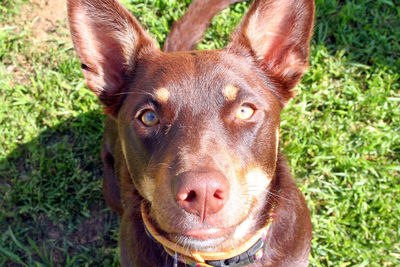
xmin=68 ymin=0 xmax=314 ymax=252
xmin=117 ymin=50 xmax=282 ymax=249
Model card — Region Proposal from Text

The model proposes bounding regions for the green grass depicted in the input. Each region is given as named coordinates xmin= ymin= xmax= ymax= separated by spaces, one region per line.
xmin=0 ymin=0 xmax=399 ymax=266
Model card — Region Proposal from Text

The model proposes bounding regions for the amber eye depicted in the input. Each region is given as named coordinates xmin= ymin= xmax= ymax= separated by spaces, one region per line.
xmin=140 ymin=110 xmax=159 ymax=127
xmin=236 ymin=104 xmax=255 ymax=120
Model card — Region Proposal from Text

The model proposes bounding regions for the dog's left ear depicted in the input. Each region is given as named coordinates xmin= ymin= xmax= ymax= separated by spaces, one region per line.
xmin=227 ymin=0 xmax=314 ymax=105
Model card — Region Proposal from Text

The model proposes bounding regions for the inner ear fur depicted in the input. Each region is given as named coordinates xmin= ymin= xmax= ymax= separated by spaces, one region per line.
xmin=67 ymin=0 xmax=158 ymax=115
xmin=227 ymin=0 xmax=315 ymax=105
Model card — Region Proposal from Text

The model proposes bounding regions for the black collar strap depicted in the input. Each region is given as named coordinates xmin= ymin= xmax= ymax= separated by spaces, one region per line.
xmin=141 ymin=202 xmax=273 ymax=267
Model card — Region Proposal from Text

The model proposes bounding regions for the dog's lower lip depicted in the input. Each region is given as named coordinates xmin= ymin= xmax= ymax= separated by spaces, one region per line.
xmin=182 ymin=227 xmax=232 ymax=240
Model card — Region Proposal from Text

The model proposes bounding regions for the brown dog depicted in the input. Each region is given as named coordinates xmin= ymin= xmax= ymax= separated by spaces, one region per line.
xmin=68 ymin=0 xmax=314 ymax=266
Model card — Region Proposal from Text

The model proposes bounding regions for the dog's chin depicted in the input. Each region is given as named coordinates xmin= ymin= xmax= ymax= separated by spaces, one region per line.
xmin=169 ymin=234 xmax=228 ymax=251
xmin=167 ymin=226 xmax=234 ymax=251
xmin=167 ymin=216 xmax=257 ymax=251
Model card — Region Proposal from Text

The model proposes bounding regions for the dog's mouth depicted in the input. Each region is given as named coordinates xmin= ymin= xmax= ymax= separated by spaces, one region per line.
xmin=141 ymin=201 xmax=230 ymax=240
xmin=141 ymin=202 xmax=232 ymax=248
xmin=141 ymin=201 xmax=261 ymax=251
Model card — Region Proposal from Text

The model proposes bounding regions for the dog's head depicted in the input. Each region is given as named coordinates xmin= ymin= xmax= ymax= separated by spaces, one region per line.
xmin=68 ymin=0 xmax=314 ymax=251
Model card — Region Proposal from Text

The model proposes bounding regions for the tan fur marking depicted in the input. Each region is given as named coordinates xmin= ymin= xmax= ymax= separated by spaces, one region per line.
xmin=155 ymin=87 xmax=170 ymax=103
xmin=141 ymin=175 xmax=155 ymax=203
xmin=245 ymin=168 xmax=272 ymax=197
xmin=233 ymin=216 xmax=253 ymax=240
xmin=222 ymin=84 xmax=239 ymax=101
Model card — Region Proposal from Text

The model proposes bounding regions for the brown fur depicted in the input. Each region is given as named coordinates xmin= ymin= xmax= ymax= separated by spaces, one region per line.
xmin=67 ymin=0 xmax=315 ymax=266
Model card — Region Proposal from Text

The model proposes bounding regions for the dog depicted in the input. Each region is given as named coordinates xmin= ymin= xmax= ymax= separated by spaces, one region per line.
xmin=67 ymin=0 xmax=315 ymax=266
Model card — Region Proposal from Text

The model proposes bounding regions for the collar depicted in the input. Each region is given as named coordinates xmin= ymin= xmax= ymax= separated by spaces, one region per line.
xmin=141 ymin=202 xmax=274 ymax=267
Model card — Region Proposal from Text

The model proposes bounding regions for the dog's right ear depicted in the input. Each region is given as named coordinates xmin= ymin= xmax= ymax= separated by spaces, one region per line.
xmin=67 ymin=0 xmax=158 ymax=115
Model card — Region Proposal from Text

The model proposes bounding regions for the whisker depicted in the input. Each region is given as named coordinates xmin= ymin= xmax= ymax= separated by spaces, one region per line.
xmin=114 ymin=90 xmax=155 ymax=97
xmin=265 ymin=189 xmax=291 ymax=202
xmin=151 ymin=162 xmax=173 ymax=169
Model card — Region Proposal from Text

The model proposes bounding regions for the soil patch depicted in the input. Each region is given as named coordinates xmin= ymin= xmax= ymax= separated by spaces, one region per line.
xmin=4 ymin=0 xmax=71 ymax=86
xmin=21 ymin=0 xmax=69 ymax=45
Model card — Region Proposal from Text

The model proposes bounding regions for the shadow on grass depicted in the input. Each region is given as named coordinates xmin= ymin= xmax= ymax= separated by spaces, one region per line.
xmin=0 ymin=111 xmax=119 ymax=266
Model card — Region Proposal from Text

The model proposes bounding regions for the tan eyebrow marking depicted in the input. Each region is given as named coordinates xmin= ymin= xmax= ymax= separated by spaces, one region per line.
xmin=155 ymin=87 xmax=170 ymax=103
xmin=222 ymin=84 xmax=239 ymax=101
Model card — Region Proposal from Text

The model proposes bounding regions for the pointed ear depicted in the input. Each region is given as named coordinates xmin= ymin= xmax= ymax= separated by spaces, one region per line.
xmin=67 ymin=0 xmax=158 ymax=115
xmin=227 ymin=0 xmax=314 ymax=105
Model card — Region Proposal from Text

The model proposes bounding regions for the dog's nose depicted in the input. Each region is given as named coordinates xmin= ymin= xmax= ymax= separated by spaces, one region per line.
xmin=173 ymin=171 xmax=230 ymax=221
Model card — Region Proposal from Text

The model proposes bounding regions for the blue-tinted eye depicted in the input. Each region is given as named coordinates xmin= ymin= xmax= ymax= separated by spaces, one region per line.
xmin=140 ymin=110 xmax=159 ymax=126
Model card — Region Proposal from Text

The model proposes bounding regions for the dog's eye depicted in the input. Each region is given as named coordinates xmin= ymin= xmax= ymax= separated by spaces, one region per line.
xmin=236 ymin=104 xmax=255 ymax=120
xmin=140 ymin=110 xmax=159 ymax=127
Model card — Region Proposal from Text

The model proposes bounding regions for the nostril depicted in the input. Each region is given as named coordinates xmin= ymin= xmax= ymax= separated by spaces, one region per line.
xmin=185 ymin=190 xmax=196 ymax=202
xmin=213 ymin=189 xmax=224 ymax=200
